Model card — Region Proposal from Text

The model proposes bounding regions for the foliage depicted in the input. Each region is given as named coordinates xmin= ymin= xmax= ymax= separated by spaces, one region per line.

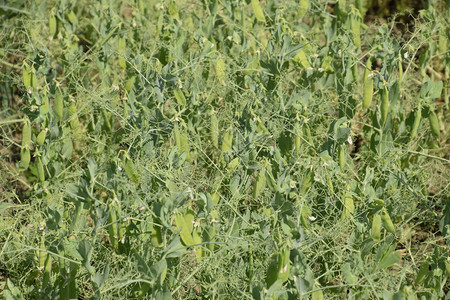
xmin=0 ymin=0 xmax=449 ymax=298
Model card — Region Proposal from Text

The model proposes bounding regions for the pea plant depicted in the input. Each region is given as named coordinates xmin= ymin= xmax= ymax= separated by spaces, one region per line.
xmin=0 ymin=0 xmax=448 ymax=299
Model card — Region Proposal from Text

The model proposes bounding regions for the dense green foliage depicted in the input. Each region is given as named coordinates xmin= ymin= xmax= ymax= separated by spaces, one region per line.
xmin=0 ymin=0 xmax=449 ymax=299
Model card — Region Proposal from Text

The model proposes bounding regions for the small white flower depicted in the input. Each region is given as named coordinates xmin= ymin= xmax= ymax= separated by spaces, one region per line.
xmin=139 ymin=206 xmax=146 ymax=211
xmin=404 ymin=52 xmax=408 ymax=59
xmin=132 ymin=22 xmax=137 ymax=27
xmin=192 ymin=220 xmax=200 ymax=228
xmin=174 ymin=116 xmax=179 ymax=121
xmin=210 ymin=43 xmax=214 ymax=48
xmin=187 ymin=187 xmax=194 ymax=199
xmin=347 ymin=135 xmax=353 ymax=145
xmin=113 ymin=84 xmax=119 ymax=91
xmin=368 ymin=72 xmax=375 ymax=78
xmin=226 ymin=36 xmax=232 ymax=41
xmin=308 ymin=216 xmax=316 ymax=221
xmin=338 ymin=49 xmax=342 ymax=57
xmin=311 ymin=53 xmax=319 ymax=58
xmin=318 ymin=67 xmax=325 ymax=72
xmin=117 ymin=166 xmax=122 ymax=171
xmin=307 ymin=67 xmax=314 ymax=71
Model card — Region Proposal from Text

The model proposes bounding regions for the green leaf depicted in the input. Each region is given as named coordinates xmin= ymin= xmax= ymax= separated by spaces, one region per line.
xmin=378 ymin=251 xmax=401 ymax=269
xmin=124 ymin=155 xmax=141 ymax=184
xmin=150 ymin=259 xmax=167 ymax=285
xmin=61 ymin=137 xmax=73 ymax=159
xmin=92 ymin=263 xmax=109 ymax=288
xmin=174 ymin=89 xmax=186 ymax=106
xmin=342 ymin=263 xmax=358 ymax=284
xmin=163 ymin=236 xmax=186 ymax=258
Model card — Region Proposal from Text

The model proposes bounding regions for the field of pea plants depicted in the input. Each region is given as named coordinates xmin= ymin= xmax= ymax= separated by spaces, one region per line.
xmin=0 ymin=0 xmax=448 ymax=298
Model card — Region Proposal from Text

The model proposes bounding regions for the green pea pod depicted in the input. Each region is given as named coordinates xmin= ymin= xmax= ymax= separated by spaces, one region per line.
xmin=266 ymin=255 xmax=279 ymax=288
xmin=22 ymin=61 xmax=32 ymax=90
xmin=341 ymin=190 xmax=354 ymax=220
xmin=362 ymin=58 xmax=373 ymax=109
xmin=68 ymin=101 xmax=81 ymax=130
xmin=428 ymin=110 xmax=440 ymax=138
xmin=54 ymin=92 xmax=64 ymax=122
xmin=371 ymin=214 xmax=381 ymax=241
xmin=253 ymin=167 xmax=266 ymax=198
xmin=304 ymin=123 xmax=314 ymax=147
xmin=42 ymin=254 xmax=52 ymax=288
xmin=297 ymin=0 xmax=309 ymax=19
xmin=300 ymin=169 xmax=314 ymax=195
xmin=251 ymin=0 xmax=266 ymax=23
xmin=221 ymin=127 xmax=233 ymax=153
xmin=206 ymin=222 xmax=216 ymax=252
xmin=380 ymin=87 xmax=389 ymax=125
xmin=410 ymin=104 xmax=421 ymax=139
xmin=49 ymin=13 xmax=57 ymax=38
xmin=278 ymin=246 xmax=290 ymax=282
xmin=380 ymin=207 xmax=395 ymax=234
xmin=21 ymin=119 xmax=32 ymax=148
xmin=107 ymin=204 xmax=118 ymax=250
xmin=338 ymin=144 xmax=345 ymax=170
xmin=41 ymin=94 xmax=50 ymax=115
xmin=337 ymin=0 xmax=346 ymax=19
xmin=38 ymin=236 xmax=46 ymax=269
xmin=350 ymin=14 xmax=361 ymax=49
xmin=398 ymin=52 xmax=403 ymax=89
xmin=36 ymin=157 xmax=45 ymax=182
xmin=210 ymin=110 xmax=219 ymax=148
xmin=174 ymin=122 xmax=181 ymax=150
xmin=438 ymin=31 xmax=448 ymax=55
xmin=294 ymin=122 xmax=302 ymax=155
xmin=117 ymin=37 xmax=126 ymax=69
xmin=36 ymin=128 xmax=48 ymax=146
xmin=20 ymin=147 xmax=30 ymax=170
xmin=300 ymin=204 xmax=311 ymax=229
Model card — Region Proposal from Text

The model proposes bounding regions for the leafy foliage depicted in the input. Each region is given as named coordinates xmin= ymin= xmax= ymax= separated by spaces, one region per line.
xmin=0 ymin=0 xmax=448 ymax=299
